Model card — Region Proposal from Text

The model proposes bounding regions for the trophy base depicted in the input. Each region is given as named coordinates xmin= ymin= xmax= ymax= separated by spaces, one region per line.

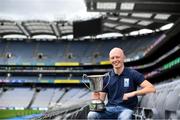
xmin=89 ymin=100 xmax=106 ymax=112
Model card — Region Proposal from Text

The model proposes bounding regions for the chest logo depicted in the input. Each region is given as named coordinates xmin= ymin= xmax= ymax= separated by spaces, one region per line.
xmin=124 ymin=78 xmax=129 ymax=87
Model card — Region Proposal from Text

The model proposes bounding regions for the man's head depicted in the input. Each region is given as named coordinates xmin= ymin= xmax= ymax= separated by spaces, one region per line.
xmin=109 ymin=47 xmax=125 ymax=70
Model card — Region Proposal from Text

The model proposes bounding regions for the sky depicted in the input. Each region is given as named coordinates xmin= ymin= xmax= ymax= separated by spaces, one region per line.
xmin=0 ymin=0 xmax=99 ymax=21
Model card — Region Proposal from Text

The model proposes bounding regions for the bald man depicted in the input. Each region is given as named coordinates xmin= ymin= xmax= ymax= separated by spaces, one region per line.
xmin=87 ymin=47 xmax=156 ymax=120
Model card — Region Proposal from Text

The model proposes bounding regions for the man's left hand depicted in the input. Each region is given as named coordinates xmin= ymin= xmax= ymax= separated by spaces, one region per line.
xmin=123 ymin=91 xmax=136 ymax=100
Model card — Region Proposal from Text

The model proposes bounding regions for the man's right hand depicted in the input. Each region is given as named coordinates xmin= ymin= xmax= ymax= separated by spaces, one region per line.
xmin=91 ymin=92 xmax=100 ymax=100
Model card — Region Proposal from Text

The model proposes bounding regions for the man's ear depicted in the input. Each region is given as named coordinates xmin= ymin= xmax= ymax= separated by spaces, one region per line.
xmin=123 ymin=54 xmax=126 ymax=60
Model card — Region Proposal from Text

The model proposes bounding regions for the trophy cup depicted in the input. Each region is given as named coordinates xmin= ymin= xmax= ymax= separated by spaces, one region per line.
xmin=82 ymin=73 xmax=110 ymax=111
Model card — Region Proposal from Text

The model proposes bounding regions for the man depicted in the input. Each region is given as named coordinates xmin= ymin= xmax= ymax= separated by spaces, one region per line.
xmin=87 ymin=47 xmax=156 ymax=120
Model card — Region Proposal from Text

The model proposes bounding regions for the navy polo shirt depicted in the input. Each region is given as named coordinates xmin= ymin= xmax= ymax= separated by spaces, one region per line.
xmin=102 ymin=67 xmax=145 ymax=110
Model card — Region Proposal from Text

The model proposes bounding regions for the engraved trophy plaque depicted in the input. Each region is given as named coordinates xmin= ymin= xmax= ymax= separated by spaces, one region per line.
xmin=82 ymin=73 xmax=110 ymax=111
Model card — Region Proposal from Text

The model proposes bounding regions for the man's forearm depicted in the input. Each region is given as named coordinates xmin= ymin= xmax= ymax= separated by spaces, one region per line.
xmin=134 ymin=86 xmax=156 ymax=96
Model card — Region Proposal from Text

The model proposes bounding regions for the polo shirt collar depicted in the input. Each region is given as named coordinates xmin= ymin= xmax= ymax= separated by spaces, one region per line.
xmin=111 ymin=67 xmax=126 ymax=76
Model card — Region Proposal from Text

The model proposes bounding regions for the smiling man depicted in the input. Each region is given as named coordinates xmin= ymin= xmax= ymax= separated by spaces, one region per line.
xmin=87 ymin=47 xmax=156 ymax=120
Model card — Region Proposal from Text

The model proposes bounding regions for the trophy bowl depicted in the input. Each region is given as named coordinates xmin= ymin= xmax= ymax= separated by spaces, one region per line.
xmin=82 ymin=74 xmax=110 ymax=111
xmin=86 ymin=75 xmax=105 ymax=92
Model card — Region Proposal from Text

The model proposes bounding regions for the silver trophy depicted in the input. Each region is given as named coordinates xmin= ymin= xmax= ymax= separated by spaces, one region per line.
xmin=82 ymin=73 xmax=110 ymax=111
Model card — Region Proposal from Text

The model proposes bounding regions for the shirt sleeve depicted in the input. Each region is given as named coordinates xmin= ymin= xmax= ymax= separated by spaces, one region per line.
xmin=132 ymin=69 xmax=145 ymax=85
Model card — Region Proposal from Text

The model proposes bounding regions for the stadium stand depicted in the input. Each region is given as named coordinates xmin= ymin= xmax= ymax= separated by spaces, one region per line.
xmin=0 ymin=86 xmax=90 ymax=111
xmin=0 ymin=32 xmax=162 ymax=65
xmin=0 ymin=88 xmax=34 ymax=109
xmin=138 ymin=77 xmax=180 ymax=119
xmin=31 ymin=88 xmax=54 ymax=110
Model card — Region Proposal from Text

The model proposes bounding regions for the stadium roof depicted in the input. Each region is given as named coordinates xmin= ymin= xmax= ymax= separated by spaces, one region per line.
xmin=0 ymin=0 xmax=180 ymax=38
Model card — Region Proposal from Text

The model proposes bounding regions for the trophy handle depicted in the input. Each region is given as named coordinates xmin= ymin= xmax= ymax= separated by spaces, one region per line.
xmin=103 ymin=73 xmax=110 ymax=89
xmin=82 ymin=74 xmax=92 ymax=90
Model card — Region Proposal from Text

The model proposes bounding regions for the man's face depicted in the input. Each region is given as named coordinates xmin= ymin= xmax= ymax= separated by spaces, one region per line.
xmin=109 ymin=50 xmax=124 ymax=69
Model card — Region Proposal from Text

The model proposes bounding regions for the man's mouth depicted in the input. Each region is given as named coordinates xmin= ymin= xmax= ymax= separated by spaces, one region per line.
xmin=113 ymin=62 xmax=119 ymax=66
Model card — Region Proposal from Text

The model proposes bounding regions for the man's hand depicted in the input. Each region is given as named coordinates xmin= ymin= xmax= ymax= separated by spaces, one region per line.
xmin=91 ymin=92 xmax=100 ymax=100
xmin=123 ymin=91 xmax=136 ymax=100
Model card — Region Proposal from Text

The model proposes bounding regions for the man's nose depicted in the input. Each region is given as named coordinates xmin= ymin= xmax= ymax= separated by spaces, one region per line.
xmin=114 ymin=57 xmax=118 ymax=61
xmin=113 ymin=59 xmax=117 ymax=62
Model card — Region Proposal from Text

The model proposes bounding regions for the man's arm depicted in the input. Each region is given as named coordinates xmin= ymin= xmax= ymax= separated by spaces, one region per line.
xmin=91 ymin=92 xmax=107 ymax=101
xmin=123 ymin=80 xmax=156 ymax=100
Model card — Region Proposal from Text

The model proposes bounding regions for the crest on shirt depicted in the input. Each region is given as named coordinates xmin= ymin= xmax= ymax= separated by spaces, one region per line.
xmin=124 ymin=78 xmax=129 ymax=87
